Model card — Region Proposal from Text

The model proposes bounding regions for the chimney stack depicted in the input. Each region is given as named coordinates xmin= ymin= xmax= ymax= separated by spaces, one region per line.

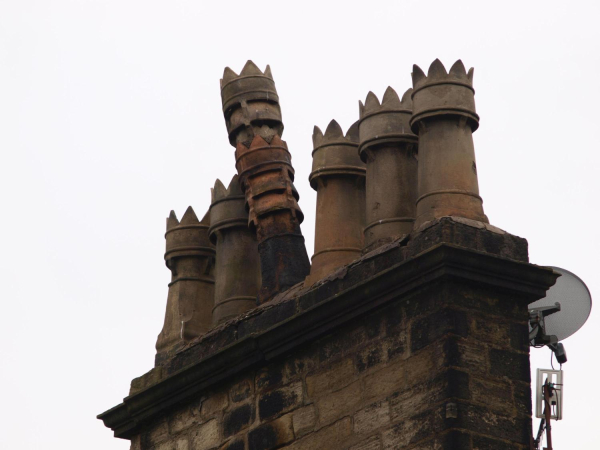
xmin=209 ymin=175 xmax=261 ymax=324
xmin=220 ymin=61 xmax=310 ymax=302
xmin=156 ymin=207 xmax=215 ymax=363
xmin=306 ymin=120 xmax=365 ymax=285
xmin=358 ymin=87 xmax=418 ymax=252
xmin=410 ymin=59 xmax=488 ymax=228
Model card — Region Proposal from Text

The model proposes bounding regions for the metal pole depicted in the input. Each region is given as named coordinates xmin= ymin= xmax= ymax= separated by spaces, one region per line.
xmin=543 ymin=382 xmax=553 ymax=450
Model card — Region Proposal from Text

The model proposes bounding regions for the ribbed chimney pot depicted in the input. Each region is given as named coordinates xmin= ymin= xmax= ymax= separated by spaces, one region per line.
xmin=156 ymin=207 xmax=215 ymax=364
xmin=209 ymin=175 xmax=261 ymax=324
xmin=306 ymin=120 xmax=365 ymax=285
xmin=410 ymin=59 xmax=488 ymax=227
xmin=358 ymin=87 xmax=418 ymax=252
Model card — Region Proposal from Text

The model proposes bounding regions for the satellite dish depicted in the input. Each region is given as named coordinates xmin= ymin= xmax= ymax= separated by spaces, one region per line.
xmin=528 ymin=266 xmax=592 ymax=363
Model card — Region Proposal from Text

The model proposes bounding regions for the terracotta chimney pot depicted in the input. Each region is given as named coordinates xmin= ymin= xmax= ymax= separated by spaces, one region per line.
xmin=306 ymin=120 xmax=365 ymax=285
xmin=410 ymin=59 xmax=488 ymax=227
xmin=156 ymin=207 xmax=215 ymax=364
xmin=358 ymin=87 xmax=418 ymax=252
xmin=209 ymin=175 xmax=261 ymax=324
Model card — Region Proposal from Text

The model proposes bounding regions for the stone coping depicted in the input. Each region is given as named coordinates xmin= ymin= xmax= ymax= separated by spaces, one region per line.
xmin=98 ymin=218 xmax=557 ymax=439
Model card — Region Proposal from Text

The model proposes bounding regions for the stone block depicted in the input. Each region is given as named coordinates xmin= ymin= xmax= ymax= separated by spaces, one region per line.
xmin=470 ymin=376 xmax=514 ymax=414
xmin=472 ymin=434 xmax=519 ymax=449
xmin=316 ymin=380 xmax=362 ymax=425
xmin=513 ymin=381 xmax=532 ymax=417
xmin=457 ymin=403 xmax=529 ymax=444
xmin=155 ymin=438 xmax=189 ymax=450
xmin=306 ymin=358 xmax=354 ymax=398
xmin=248 ymin=414 xmax=295 ymax=450
xmin=256 ymin=362 xmax=285 ymax=392
xmin=284 ymin=354 xmax=316 ymax=381
xmin=223 ymin=403 xmax=255 ymax=438
xmin=169 ymin=406 xmax=200 ymax=435
xmin=349 ymin=435 xmax=381 ymax=450
xmin=382 ymin=405 xmax=445 ymax=449
xmin=145 ymin=419 xmax=169 ymax=447
xmin=130 ymin=435 xmax=141 ymax=450
xmin=363 ymin=359 xmax=405 ymax=401
xmin=382 ymin=333 xmax=406 ymax=362
xmin=202 ymin=390 xmax=230 ymax=419
xmin=353 ymin=400 xmax=390 ymax=435
xmin=231 ymin=379 xmax=253 ymax=403
xmin=470 ymin=317 xmax=510 ymax=347
xmin=444 ymin=336 xmax=489 ymax=377
xmin=291 ymin=405 xmax=317 ymax=438
xmin=219 ymin=438 xmax=246 ymax=450
xmin=410 ymin=308 xmax=468 ymax=353
xmin=258 ymin=382 xmax=303 ymax=421
xmin=363 ymin=312 xmax=384 ymax=339
xmin=190 ymin=419 xmax=220 ymax=450
xmin=355 ymin=345 xmax=385 ymax=373
xmin=286 ymin=417 xmax=352 ymax=450
xmin=489 ymin=349 xmax=530 ymax=382
xmin=509 ymin=322 xmax=530 ymax=353
xmin=409 ymin=430 xmax=472 ymax=450
xmin=388 ymin=377 xmax=448 ymax=423
xmin=317 ymin=325 xmax=368 ymax=363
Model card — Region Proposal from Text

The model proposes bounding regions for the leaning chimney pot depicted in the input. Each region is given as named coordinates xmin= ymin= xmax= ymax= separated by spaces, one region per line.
xmin=220 ymin=61 xmax=310 ymax=302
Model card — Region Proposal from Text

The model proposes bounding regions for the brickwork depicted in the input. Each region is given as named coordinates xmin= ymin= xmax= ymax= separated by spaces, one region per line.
xmin=131 ymin=272 xmax=535 ymax=450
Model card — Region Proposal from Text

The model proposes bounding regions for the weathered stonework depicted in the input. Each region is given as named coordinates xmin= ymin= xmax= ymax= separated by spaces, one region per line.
xmin=100 ymin=219 xmax=557 ymax=449
xmin=100 ymin=60 xmax=553 ymax=450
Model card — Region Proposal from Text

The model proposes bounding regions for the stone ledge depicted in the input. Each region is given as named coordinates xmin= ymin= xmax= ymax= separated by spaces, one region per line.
xmin=98 ymin=220 xmax=552 ymax=439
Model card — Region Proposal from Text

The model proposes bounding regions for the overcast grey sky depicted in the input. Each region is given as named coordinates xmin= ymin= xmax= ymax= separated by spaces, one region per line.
xmin=1 ymin=1 xmax=598 ymax=448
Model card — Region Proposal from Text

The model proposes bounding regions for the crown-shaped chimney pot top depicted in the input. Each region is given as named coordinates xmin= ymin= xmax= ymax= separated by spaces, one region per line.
xmin=411 ymin=59 xmax=474 ymax=92
xmin=310 ymin=120 xmax=364 ymax=190
xmin=209 ymin=175 xmax=248 ymax=244
xmin=211 ymin=174 xmax=244 ymax=204
xmin=359 ymin=87 xmax=413 ymax=120
xmin=164 ymin=207 xmax=214 ymax=264
xmin=358 ymin=87 xmax=416 ymax=160
xmin=220 ymin=60 xmax=279 ymax=115
xmin=410 ymin=59 xmax=478 ymax=134
xmin=312 ymin=119 xmax=359 ymax=150
xmin=166 ymin=210 xmax=180 ymax=231
xmin=220 ymin=61 xmax=283 ymax=147
xmin=220 ymin=60 xmax=274 ymax=88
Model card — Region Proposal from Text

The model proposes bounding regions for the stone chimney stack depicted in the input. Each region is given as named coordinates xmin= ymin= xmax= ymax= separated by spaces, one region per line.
xmin=102 ymin=60 xmax=561 ymax=450
xmin=410 ymin=59 xmax=488 ymax=228
xmin=209 ymin=175 xmax=261 ymax=325
xmin=306 ymin=120 xmax=365 ymax=285
xmin=155 ymin=207 xmax=215 ymax=364
xmin=220 ymin=61 xmax=310 ymax=302
xmin=358 ymin=87 xmax=418 ymax=252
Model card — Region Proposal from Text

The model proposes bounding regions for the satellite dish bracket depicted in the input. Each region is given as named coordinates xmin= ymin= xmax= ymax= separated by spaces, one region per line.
xmin=529 ymin=302 xmax=567 ymax=364
xmin=529 ymin=302 xmax=560 ymax=345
